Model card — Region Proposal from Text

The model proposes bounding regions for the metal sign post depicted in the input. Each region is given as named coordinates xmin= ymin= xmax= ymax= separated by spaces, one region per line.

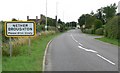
xmin=28 ymin=37 xmax=31 ymax=47
xmin=28 ymin=37 xmax=31 ymax=55
xmin=9 ymin=37 xmax=12 ymax=57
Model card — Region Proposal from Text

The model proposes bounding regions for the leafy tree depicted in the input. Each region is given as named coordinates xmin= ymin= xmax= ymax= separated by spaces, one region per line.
xmin=103 ymin=3 xmax=117 ymax=20
xmin=85 ymin=14 xmax=96 ymax=29
xmin=78 ymin=14 xmax=85 ymax=27
xmin=93 ymin=19 xmax=103 ymax=30
xmin=47 ymin=17 xmax=56 ymax=26
xmin=58 ymin=19 xmax=63 ymax=24
xmin=70 ymin=21 xmax=77 ymax=27
xmin=90 ymin=11 xmax=94 ymax=16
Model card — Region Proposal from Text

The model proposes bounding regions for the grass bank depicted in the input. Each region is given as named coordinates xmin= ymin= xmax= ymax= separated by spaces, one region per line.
xmin=2 ymin=33 xmax=59 ymax=71
xmin=96 ymin=37 xmax=119 ymax=46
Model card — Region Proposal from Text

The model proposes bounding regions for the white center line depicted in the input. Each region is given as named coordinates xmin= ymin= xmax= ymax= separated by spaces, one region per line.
xmin=97 ymin=54 xmax=116 ymax=65
xmin=71 ymin=34 xmax=83 ymax=46
xmin=71 ymin=34 xmax=116 ymax=66
xmin=78 ymin=46 xmax=98 ymax=53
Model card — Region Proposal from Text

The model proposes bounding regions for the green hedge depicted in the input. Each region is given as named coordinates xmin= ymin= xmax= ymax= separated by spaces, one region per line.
xmin=84 ymin=28 xmax=94 ymax=34
xmin=104 ymin=16 xmax=120 ymax=39
xmin=95 ymin=28 xmax=104 ymax=35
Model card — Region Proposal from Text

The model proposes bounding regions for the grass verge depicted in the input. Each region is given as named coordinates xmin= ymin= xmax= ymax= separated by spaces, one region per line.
xmin=96 ymin=37 xmax=120 ymax=46
xmin=2 ymin=33 xmax=59 ymax=71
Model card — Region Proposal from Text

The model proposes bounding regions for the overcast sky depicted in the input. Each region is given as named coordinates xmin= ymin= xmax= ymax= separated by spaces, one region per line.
xmin=0 ymin=0 xmax=119 ymax=22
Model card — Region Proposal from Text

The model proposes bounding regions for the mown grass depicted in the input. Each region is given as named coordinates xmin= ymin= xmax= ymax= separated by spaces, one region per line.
xmin=96 ymin=37 xmax=120 ymax=46
xmin=2 ymin=33 xmax=59 ymax=71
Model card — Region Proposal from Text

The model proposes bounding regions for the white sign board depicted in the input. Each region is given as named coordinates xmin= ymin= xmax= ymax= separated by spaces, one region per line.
xmin=5 ymin=21 xmax=36 ymax=37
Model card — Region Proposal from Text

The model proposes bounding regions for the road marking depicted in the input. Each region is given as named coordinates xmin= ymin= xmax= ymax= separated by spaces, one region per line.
xmin=71 ymin=34 xmax=116 ymax=66
xmin=97 ymin=54 xmax=116 ymax=65
xmin=42 ymin=40 xmax=53 ymax=71
xmin=78 ymin=46 xmax=116 ymax=65
xmin=71 ymin=34 xmax=83 ymax=46
xmin=79 ymin=43 xmax=83 ymax=46
xmin=78 ymin=46 xmax=98 ymax=53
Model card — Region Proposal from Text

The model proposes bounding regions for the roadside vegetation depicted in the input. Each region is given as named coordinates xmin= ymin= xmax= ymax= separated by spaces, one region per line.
xmin=96 ymin=37 xmax=119 ymax=46
xmin=2 ymin=32 xmax=59 ymax=71
xmin=1 ymin=16 xmax=69 ymax=71
xmin=78 ymin=3 xmax=119 ymax=46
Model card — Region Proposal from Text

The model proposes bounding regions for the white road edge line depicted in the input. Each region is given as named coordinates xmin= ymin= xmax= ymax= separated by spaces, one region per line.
xmin=42 ymin=40 xmax=53 ymax=71
xmin=97 ymin=54 xmax=116 ymax=65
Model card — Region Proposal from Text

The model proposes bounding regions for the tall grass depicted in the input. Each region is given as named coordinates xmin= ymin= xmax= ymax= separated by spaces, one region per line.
xmin=2 ymin=31 xmax=58 ymax=71
xmin=2 ymin=31 xmax=56 ymax=56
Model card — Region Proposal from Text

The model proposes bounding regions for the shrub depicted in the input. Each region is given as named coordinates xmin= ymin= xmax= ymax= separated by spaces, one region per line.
xmin=104 ymin=16 xmax=120 ymax=39
xmin=84 ymin=28 xmax=94 ymax=34
xmin=48 ymin=26 xmax=57 ymax=31
xmin=36 ymin=24 xmax=45 ymax=32
xmin=58 ymin=24 xmax=66 ymax=32
xmin=93 ymin=19 xmax=103 ymax=30
xmin=95 ymin=28 xmax=104 ymax=35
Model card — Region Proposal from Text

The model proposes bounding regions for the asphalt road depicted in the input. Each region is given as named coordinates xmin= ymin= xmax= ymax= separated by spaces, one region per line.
xmin=45 ymin=29 xmax=118 ymax=71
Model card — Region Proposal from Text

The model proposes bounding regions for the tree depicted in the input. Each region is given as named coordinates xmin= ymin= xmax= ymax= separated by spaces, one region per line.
xmin=85 ymin=14 xmax=96 ymax=29
xmin=103 ymin=3 xmax=117 ymax=20
xmin=58 ymin=19 xmax=63 ymax=24
xmin=70 ymin=21 xmax=77 ymax=27
xmin=93 ymin=19 xmax=103 ymax=30
xmin=47 ymin=17 xmax=56 ymax=26
xmin=78 ymin=14 xmax=85 ymax=27
xmin=90 ymin=11 xmax=94 ymax=16
xmin=97 ymin=8 xmax=103 ymax=21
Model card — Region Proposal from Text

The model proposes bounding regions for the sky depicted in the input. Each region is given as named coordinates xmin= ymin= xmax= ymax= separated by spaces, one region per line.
xmin=0 ymin=0 xmax=119 ymax=22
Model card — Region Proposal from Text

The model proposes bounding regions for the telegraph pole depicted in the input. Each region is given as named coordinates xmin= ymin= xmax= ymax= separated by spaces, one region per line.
xmin=45 ymin=0 xmax=48 ymax=31
xmin=56 ymin=2 xmax=58 ymax=30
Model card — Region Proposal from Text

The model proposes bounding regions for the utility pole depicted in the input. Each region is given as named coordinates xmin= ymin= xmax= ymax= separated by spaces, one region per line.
xmin=56 ymin=2 xmax=58 ymax=30
xmin=63 ymin=11 xmax=64 ymax=22
xmin=45 ymin=0 xmax=48 ymax=31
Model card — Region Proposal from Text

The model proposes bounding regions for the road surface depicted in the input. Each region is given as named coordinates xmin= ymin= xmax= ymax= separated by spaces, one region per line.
xmin=45 ymin=29 xmax=118 ymax=71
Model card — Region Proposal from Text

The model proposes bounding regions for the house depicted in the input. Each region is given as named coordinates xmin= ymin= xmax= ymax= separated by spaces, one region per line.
xmin=27 ymin=14 xmax=46 ymax=25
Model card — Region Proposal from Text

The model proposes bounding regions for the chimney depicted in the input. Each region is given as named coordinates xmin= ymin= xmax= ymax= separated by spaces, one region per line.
xmin=27 ymin=16 xmax=29 ymax=20
xmin=40 ymin=14 xmax=43 ymax=19
xmin=36 ymin=16 xmax=38 ymax=20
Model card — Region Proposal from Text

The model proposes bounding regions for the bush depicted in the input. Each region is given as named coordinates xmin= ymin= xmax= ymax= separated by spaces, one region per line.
xmin=36 ymin=24 xmax=45 ymax=32
xmin=47 ymin=26 xmax=58 ymax=31
xmin=93 ymin=19 xmax=103 ymax=30
xmin=84 ymin=28 xmax=94 ymax=34
xmin=104 ymin=16 xmax=120 ymax=39
xmin=58 ymin=24 xmax=66 ymax=32
xmin=95 ymin=28 xmax=104 ymax=35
